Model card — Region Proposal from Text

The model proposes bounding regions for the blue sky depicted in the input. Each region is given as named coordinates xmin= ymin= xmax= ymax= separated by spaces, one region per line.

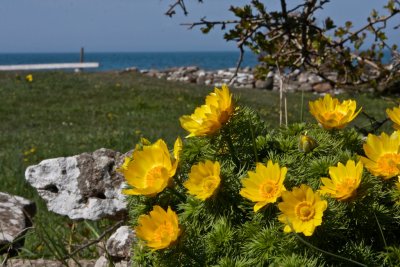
xmin=0 ymin=0 xmax=398 ymax=53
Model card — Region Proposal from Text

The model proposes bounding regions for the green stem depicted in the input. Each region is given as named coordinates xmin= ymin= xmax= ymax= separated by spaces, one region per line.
xmin=249 ymin=120 xmax=259 ymax=162
xmin=373 ymin=211 xmax=388 ymax=248
xmin=300 ymin=87 xmax=304 ymax=122
xmin=373 ymin=211 xmax=392 ymax=266
xmin=286 ymin=219 xmax=367 ymax=267
xmin=223 ymin=130 xmax=240 ymax=168
xmin=293 ymin=232 xmax=366 ymax=267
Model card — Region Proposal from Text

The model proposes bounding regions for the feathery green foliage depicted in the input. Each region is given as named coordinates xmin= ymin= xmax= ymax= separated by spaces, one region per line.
xmin=126 ymin=88 xmax=400 ymax=267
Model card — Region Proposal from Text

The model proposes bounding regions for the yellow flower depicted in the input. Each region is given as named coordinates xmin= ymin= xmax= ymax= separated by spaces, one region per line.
xmin=135 ymin=205 xmax=181 ymax=250
xmin=278 ymin=184 xmax=327 ymax=236
xmin=121 ymin=137 xmax=182 ymax=196
xmin=309 ymin=94 xmax=361 ymax=130
xmin=319 ymin=160 xmax=363 ymax=201
xmin=386 ymin=106 xmax=400 ymax=130
xmin=184 ymin=160 xmax=221 ymax=200
xmin=180 ymin=84 xmax=234 ymax=137
xmin=360 ymin=131 xmax=400 ymax=180
xmin=25 ymin=74 xmax=33 ymax=82
xmin=240 ymin=160 xmax=287 ymax=212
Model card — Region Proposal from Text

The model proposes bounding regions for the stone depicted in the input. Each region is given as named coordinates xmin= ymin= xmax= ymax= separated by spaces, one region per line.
xmin=196 ymin=75 xmax=206 ymax=85
xmin=297 ymin=72 xmax=309 ymax=83
xmin=313 ymin=82 xmax=333 ymax=93
xmin=25 ymin=148 xmax=127 ymax=221
xmin=7 ymin=259 xmax=96 ymax=267
xmin=286 ymin=81 xmax=300 ymax=92
xmin=243 ymin=67 xmax=252 ymax=73
xmin=185 ymin=66 xmax=199 ymax=72
xmin=0 ymin=192 xmax=36 ymax=252
xmin=298 ymin=83 xmax=313 ymax=92
xmin=308 ymin=73 xmax=323 ymax=84
xmin=124 ymin=67 xmax=138 ymax=72
xmin=255 ymin=79 xmax=273 ymax=90
xmin=106 ymin=226 xmax=135 ymax=259
xmin=94 ymin=256 xmax=129 ymax=267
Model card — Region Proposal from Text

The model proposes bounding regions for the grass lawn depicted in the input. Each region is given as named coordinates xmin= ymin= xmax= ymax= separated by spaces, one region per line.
xmin=0 ymin=71 xmax=396 ymax=260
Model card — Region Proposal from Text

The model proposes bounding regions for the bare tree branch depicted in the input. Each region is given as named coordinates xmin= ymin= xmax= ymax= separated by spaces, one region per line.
xmin=62 ymin=220 xmax=124 ymax=260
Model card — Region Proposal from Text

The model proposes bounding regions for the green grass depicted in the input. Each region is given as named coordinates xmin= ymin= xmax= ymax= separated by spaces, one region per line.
xmin=0 ymin=71 xmax=397 ymax=261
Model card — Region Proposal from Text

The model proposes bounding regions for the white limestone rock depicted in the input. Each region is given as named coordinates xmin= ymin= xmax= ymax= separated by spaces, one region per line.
xmin=0 ymin=192 xmax=36 ymax=251
xmin=106 ymin=226 xmax=135 ymax=259
xmin=25 ymin=148 xmax=127 ymax=221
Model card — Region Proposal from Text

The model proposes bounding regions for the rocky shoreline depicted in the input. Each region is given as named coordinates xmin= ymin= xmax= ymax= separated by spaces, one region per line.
xmin=123 ymin=65 xmax=347 ymax=94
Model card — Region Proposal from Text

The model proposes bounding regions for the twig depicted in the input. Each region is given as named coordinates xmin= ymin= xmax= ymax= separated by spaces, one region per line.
xmin=228 ymin=45 xmax=244 ymax=85
xmin=62 ymin=220 xmax=124 ymax=260
xmin=165 ymin=0 xmax=188 ymax=17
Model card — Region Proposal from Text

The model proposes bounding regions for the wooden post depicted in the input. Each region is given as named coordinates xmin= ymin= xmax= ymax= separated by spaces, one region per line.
xmin=80 ymin=47 xmax=84 ymax=63
xmin=78 ymin=47 xmax=84 ymax=72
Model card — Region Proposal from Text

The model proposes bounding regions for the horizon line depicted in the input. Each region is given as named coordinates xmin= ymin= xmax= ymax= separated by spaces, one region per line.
xmin=0 ymin=50 xmax=252 ymax=54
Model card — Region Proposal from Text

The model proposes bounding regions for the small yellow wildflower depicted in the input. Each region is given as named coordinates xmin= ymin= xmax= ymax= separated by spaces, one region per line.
xmin=240 ymin=160 xmax=287 ymax=212
xmin=135 ymin=205 xmax=181 ymax=250
xmin=386 ymin=106 xmax=400 ymax=130
xmin=360 ymin=131 xmax=400 ymax=180
xmin=180 ymin=85 xmax=234 ymax=137
xmin=120 ymin=137 xmax=182 ymax=196
xmin=319 ymin=160 xmax=363 ymax=201
xmin=309 ymin=94 xmax=361 ymax=130
xmin=25 ymin=74 xmax=33 ymax=83
xmin=278 ymin=184 xmax=327 ymax=236
xmin=184 ymin=160 xmax=221 ymax=200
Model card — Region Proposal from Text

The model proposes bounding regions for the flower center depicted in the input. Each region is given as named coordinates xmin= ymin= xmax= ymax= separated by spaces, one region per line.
xmin=335 ymin=178 xmax=356 ymax=195
xmin=295 ymin=202 xmax=315 ymax=221
xmin=153 ymin=221 xmax=174 ymax=243
xmin=145 ymin=166 xmax=167 ymax=187
xmin=377 ymin=153 xmax=400 ymax=176
xmin=260 ymin=181 xmax=278 ymax=198
xmin=323 ymin=110 xmax=345 ymax=122
xmin=202 ymin=176 xmax=219 ymax=193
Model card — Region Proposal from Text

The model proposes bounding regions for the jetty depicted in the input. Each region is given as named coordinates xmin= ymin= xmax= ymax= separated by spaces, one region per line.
xmin=0 ymin=48 xmax=99 ymax=71
xmin=0 ymin=62 xmax=99 ymax=71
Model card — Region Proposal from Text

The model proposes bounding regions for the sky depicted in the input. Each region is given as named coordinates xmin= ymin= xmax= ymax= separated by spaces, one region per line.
xmin=0 ymin=0 xmax=398 ymax=53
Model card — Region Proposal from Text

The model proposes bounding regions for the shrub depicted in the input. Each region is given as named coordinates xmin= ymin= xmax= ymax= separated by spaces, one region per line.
xmin=123 ymin=85 xmax=400 ymax=266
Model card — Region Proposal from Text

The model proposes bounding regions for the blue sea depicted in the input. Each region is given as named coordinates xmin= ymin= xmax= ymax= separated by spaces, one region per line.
xmin=0 ymin=51 xmax=392 ymax=72
xmin=0 ymin=52 xmax=258 ymax=71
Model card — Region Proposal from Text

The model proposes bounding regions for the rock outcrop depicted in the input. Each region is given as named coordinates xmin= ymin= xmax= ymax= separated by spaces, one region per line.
xmin=106 ymin=226 xmax=135 ymax=259
xmin=124 ymin=65 xmax=350 ymax=94
xmin=0 ymin=192 xmax=36 ymax=252
xmin=94 ymin=226 xmax=135 ymax=267
xmin=25 ymin=148 xmax=127 ymax=221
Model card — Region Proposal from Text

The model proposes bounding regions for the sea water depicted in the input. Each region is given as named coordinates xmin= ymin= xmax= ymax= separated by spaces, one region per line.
xmin=0 ymin=52 xmax=258 ymax=71
xmin=0 ymin=51 xmax=392 ymax=72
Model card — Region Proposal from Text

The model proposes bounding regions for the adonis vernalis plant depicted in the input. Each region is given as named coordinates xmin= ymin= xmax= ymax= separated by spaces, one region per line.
xmin=120 ymin=137 xmax=181 ymax=196
xmin=135 ymin=205 xmax=181 ymax=250
xmin=360 ymin=131 xmax=400 ymax=180
xmin=319 ymin=160 xmax=363 ymax=201
xmin=179 ymin=84 xmax=234 ymax=137
xmin=386 ymin=106 xmax=400 ymax=130
xmin=122 ymin=88 xmax=400 ymax=266
xmin=184 ymin=160 xmax=221 ymax=200
xmin=240 ymin=160 xmax=287 ymax=212
xmin=309 ymin=94 xmax=361 ymax=130
xmin=278 ymin=184 xmax=327 ymax=236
